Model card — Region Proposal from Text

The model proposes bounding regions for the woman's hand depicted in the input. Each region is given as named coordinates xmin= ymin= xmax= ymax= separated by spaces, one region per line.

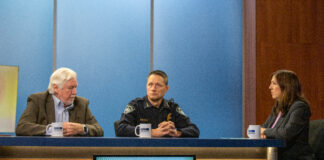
xmin=261 ymin=127 xmax=267 ymax=139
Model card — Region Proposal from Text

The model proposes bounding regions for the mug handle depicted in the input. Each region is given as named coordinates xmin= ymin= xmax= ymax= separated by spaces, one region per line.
xmin=135 ymin=125 xmax=140 ymax=136
xmin=46 ymin=124 xmax=53 ymax=134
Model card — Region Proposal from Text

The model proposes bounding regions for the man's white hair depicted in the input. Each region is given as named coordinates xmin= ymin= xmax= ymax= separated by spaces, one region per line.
xmin=48 ymin=67 xmax=77 ymax=94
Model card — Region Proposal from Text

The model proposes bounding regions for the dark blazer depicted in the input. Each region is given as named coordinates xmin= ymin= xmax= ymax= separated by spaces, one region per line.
xmin=263 ymin=100 xmax=313 ymax=159
xmin=16 ymin=91 xmax=104 ymax=136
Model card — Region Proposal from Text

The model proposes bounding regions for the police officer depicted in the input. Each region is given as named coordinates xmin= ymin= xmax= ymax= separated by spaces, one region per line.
xmin=116 ymin=70 xmax=199 ymax=137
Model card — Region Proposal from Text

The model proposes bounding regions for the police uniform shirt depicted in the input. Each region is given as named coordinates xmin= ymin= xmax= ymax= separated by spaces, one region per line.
xmin=116 ymin=96 xmax=199 ymax=137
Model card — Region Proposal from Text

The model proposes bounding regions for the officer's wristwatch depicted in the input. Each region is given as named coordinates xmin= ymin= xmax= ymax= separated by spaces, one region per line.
xmin=83 ymin=124 xmax=88 ymax=135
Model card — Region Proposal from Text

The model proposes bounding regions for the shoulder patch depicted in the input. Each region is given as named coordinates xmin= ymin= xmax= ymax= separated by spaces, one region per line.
xmin=176 ymin=107 xmax=186 ymax=116
xmin=123 ymin=105 xmax=135 ymax=114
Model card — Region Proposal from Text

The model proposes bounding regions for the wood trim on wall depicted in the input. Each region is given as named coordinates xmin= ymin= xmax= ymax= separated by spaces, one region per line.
xmin=150 ymin=0 xmax=154 ymax=72
xmin=52 ymin=0 xmax=57 ymax=72
xmin=243 ymin=0 xmax=256 ymax=137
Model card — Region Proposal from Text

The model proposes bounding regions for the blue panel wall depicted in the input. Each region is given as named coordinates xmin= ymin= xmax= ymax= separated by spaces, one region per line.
xmin=0 ymin=0 xmax=242 ymax=138
xmin=0 ymin=0 xmax=53 ymax=135
xmin=56 ymin=0 xmax=150 ymax=137
xmin=154 ymin=0 xmax=242 ymax=138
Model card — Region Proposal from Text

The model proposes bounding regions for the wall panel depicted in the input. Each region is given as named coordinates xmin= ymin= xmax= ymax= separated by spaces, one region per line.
xmin=0 ymin=0 xmax=53 ymax=134
xmin=56 ymin=0 xmax=150 ymax=137
xmin=154 ymin=0 xmax=242 ymax=138
xmin=256 ymin=0 xmax=324 ymax=124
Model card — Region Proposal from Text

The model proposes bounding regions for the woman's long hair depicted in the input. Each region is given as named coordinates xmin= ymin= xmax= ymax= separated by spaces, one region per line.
xmin=272 ymin=70 xmax=308 ymax=116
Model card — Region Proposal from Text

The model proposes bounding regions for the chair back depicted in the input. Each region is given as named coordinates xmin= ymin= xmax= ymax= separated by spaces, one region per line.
xmin=114 ymin=120 xmax=121 ymax=137
xmin=309 ymin=119 xmax=324 ymax=160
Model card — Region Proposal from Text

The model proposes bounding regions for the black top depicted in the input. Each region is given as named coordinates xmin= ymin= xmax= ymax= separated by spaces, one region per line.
xmin=116 ymin=96 xmax=199 ymax=137
xmin=263 ymin=100 xmax=313 ymax=159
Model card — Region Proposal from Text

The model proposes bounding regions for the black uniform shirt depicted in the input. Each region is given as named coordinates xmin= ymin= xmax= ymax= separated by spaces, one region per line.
xmin=116 ymin=96 xmax=199 ymax=137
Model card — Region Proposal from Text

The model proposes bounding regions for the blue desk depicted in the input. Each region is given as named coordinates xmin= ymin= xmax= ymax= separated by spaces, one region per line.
xmin=0 ymin=136 xmax=284 ymax=160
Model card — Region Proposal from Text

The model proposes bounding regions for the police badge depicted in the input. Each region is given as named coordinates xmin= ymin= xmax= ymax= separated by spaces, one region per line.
xmin=123 ymin=105 xmax=135 ymax=114
xmin=176 ymin=107 xmax=186 ymax=116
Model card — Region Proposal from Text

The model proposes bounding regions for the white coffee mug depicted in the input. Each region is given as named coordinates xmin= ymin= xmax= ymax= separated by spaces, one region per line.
xmin=46 ymin=122 xmax=63 ymax=137
xmin=135 ymin=123 xmax=151 ymax=138
xmin=247 ymin=125 xmax=261 ymax=139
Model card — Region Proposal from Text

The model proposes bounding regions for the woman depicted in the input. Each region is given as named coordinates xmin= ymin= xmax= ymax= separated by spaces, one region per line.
xmin=261 ymin=70 xmax=313 ymax=160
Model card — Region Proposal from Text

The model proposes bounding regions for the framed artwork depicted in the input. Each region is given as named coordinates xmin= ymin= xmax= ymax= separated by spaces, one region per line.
xmin=0 ymin=65 xmax=18 ymax=133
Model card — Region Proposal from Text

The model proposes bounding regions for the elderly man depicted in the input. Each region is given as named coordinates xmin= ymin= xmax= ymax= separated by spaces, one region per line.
xmin=16 ymin=67 xmax=103 ymax=136
xmin=117 ymin=70 xmax=199 ymax=137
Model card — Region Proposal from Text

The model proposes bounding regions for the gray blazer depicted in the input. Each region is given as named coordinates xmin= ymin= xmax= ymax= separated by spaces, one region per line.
xmin=263 ymin=100 xmax=313 ymax=159
xmin=16 ymin=91 xmax=104 ymax=136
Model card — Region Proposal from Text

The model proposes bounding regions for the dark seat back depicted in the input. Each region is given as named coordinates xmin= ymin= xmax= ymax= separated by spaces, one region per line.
xmin=309 ymin=119 xmax=324 ymax=160
xmin=114 ymin=120 xmax=121 ymax=137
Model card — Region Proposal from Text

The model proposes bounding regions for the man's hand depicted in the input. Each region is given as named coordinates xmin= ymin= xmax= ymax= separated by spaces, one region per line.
xmin=165 ymin=121 xmax=182 ymax=137
xmin=62 ymin=122 xmax=84 ymax=136
xmin=151 ymin=121 xmax=182 ymax=137
xmin=151 ymin=121 xmax=169 ymax=137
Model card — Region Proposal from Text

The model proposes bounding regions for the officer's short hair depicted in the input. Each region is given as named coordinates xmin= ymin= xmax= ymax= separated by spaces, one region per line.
xmin=148 ymin=70 xmax=168 ymax=85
